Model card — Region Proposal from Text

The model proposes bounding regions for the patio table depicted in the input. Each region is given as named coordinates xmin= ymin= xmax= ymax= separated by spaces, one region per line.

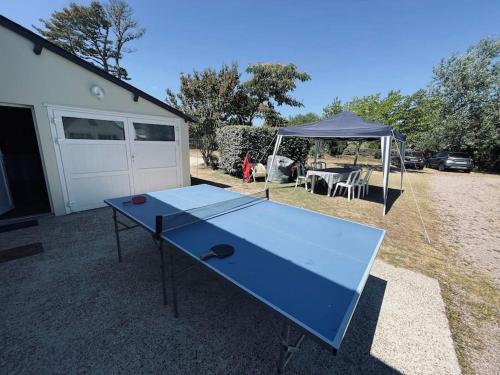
xmin=307 ymin=167 xmax=359 ymax=196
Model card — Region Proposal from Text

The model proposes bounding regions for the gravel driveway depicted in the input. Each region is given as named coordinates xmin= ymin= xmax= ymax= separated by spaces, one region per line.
xmin=430 ymin=171 xmax=500 ymax=285
xmin=430 ymin=170 xmax=500 ymax=375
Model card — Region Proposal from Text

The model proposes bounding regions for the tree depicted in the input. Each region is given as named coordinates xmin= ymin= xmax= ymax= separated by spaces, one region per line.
xmin=428 ymin=37 xmax=500 ymax=169
xmin=241 ymin=63 xmax=311 ymax=126
xmin=105 ymin=0 xmax=145 ymax=79
xmin=322 ymin=97 xmax=343 ymax=118
xmin=392 ymin=89 xmax=440 ymax=150
xmin=343 ymin=91 xmax=404 ymax=126
xmin=323 ymin=93 xmax=406 ymax=162
xmin=166 ymin=63 xmax=311 ymax=165
xmin=286 ymin=112 xmax=320 ymax=126
xmin=165 ymin=64 xmax=241 ymax=167
xmin=34 ymin=0 xmax=144 ymax=80
xmin=320 ymin=37 xmax=499 ymax=170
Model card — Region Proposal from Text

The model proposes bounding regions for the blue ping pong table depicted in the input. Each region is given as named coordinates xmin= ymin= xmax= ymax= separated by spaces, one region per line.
xmin=105 ymin=184 xmax=385 ymax=372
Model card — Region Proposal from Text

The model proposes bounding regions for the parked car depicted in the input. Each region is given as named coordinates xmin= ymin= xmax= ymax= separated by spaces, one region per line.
xmin=427 ymin=151 xmax=473 ymax=172
xmin=392 ymin=150 xmax=425 ymax=169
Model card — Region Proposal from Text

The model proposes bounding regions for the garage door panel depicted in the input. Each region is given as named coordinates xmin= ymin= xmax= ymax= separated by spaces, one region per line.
xmin=52 ymin=110 xmax=181 ymax=213
xmin=133 ymin=167 xmax=178 ymax=195
xmin=67 ymin=173 xmax=131 ymax=211
xmin=133 ymin=142 xmax=177 ymax=169
xmin=60 ymin=143 xmax=129 ymax=174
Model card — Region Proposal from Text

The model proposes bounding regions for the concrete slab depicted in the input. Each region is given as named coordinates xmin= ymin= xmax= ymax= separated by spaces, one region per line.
xmin=0 ymin=208 xmax=460 ymax=374
xmin=369 ymin=261 xmax=461 ymax=375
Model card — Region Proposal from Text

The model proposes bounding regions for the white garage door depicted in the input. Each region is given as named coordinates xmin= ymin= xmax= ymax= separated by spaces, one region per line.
xmin=51 ymin=108 xmax=182 ymax=213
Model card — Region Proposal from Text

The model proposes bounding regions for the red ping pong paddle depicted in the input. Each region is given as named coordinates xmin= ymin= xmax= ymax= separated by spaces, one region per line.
xmin=123 ymin=195 xmax=147 ymax=205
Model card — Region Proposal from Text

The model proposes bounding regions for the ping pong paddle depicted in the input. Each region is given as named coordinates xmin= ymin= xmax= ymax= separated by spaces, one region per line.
xmin=200 ymin=244 xmax=234 ymax=261
xmin=123 ymin=195 xmax=147 ymax=205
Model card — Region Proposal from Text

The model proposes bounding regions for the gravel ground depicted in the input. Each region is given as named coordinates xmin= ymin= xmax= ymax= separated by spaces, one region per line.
xmin=0 ymin=208 xmax=459 ymax=374
xmin=430 ymin=171 xmax=500 ymax=285
xmin=429 ymin=170 xmax=500 ymax=375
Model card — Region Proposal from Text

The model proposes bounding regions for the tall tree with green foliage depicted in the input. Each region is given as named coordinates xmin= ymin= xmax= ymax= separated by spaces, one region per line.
xmin=34 ymin=0 xmax=145 ymax=80
xmin=321 ymin=37 xmax=499 ymax=170
xmin=393 ymin=89 xmax=440 ymax=149
xmin=323 ymin=91 xmax=406 ymax=126
xmin=242 ymin=63 xmax=311 ymax=126
xmin=166 ymin=63 xmax=311 ymax=166
xmin=322 ymin=90 xmax=441 ymax=151
xmin=429 ymin=37 xmax=500 ymax=169
xmin=344 ymin=91 xmax=404 ymax=126
xmin=165 ymin=64 xmax=241 ymax=167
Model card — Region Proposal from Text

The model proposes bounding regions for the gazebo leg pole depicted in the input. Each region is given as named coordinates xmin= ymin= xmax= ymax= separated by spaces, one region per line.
xmin=314 ymin=139 xmax=320 ymax=165
xmin=399 ymin=140 xmax=405 ymax=194
xmin=381 ymin=136 xmax=391 ymax=215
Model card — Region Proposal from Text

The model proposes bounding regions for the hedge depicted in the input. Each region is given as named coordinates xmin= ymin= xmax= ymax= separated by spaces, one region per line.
xmin=216 ymin=126 xmax=310 ymax=176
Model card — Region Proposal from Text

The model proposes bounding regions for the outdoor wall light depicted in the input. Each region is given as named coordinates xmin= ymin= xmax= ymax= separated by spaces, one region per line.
xmin=90 ymin=85 xmax=105 ymax=100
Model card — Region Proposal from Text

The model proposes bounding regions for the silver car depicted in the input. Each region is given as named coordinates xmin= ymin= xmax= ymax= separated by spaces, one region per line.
xmin=427 ymin=151 xmax=474 ymax=172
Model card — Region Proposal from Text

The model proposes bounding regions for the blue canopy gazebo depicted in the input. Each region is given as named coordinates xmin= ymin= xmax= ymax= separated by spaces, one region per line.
xmin=265 ymin=112 xmax=406 ymax=215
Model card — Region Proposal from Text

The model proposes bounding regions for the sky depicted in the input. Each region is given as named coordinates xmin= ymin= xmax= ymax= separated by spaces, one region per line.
xmin=1 ymin=0 xmax=498 ymax=121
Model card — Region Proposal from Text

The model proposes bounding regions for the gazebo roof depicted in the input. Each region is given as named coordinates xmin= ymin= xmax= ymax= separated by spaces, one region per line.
xmin=278 ymin=112 xmax=406 ymax=141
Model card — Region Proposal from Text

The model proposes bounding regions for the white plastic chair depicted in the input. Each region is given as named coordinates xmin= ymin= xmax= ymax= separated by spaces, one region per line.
xmin=295 ymin=163 xmax=309 ymax=190
xmin=251 ymin=163 xmax=267 ymax=182
xmin=354 ymin=168 xmax=371 ymax=198
xmin=332 ymin=170 xmax=360 ymax=201
xmin=355 ymin=167 xmax=373 ymax=197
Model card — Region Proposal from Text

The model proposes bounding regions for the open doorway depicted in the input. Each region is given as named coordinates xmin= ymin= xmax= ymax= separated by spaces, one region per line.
xmin=0 ymin=105 xmax=51 ymax=220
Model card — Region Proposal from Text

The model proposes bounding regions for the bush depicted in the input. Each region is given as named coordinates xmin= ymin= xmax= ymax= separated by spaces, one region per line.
xmin=326 ymin=140 xmax=348 ymax=156
xmin=281 ymin=136 xmax=311 ymax=166
xmin=216 ymin=126 xmax=310 ymax=176
xmin=306 ymin=140 xmax=349 ymax=158
xmin=342 ymin=143 xmax=358 ymax=155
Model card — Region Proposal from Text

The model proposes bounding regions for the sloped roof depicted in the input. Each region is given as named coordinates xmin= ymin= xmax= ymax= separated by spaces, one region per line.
xmin=278 ymin=112 xmax=406 ymax=141
xmin=0 ymin=15 xmax=194 ymax=122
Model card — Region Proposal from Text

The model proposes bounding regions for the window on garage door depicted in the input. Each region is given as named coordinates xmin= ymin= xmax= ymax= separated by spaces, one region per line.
xmin=133 ymin=122 xmax=175 ymax=142
xmin=62 ymin=117 xmax=125 ymax=140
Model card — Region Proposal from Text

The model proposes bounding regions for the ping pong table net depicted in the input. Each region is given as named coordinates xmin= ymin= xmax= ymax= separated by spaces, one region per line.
xmin=155 ymin=189 xmax=269 ymax=237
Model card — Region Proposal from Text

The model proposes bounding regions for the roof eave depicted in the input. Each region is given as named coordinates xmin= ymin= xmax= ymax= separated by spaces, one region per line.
xmin=0 ymin=15 xmax=196 ymax=123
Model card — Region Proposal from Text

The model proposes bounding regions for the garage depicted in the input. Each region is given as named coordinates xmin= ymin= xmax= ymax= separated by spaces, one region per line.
xmin=50 ymin=107 xmax=183 ymax=213
xmin=0 ymin=16 xmax=193 ymax=219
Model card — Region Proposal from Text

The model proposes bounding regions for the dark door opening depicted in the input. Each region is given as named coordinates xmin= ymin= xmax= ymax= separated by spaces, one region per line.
xmin=0 ymin=106 xmax=51 ymax=220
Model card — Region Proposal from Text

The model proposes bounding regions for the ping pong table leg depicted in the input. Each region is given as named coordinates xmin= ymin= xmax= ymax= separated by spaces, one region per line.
xmin=112 ymin=208 xmax=123 ymax=263
xmin=277 ymin=323 xmax=290 ymax=373
xmin=166 ymin=243 xmax=179 ymax=318
xmin=159 ymin=239 xmax=168 ymax=306
xmin=277 ymin=322 xmax=305 ymax=373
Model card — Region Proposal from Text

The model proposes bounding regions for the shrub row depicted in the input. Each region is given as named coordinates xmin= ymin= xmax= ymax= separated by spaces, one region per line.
xmin=216 ymin=126 xmax=310 ymax=176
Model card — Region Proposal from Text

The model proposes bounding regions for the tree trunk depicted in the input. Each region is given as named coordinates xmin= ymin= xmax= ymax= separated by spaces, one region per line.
xmin=353 ymin=141 xmax=361 ymax=166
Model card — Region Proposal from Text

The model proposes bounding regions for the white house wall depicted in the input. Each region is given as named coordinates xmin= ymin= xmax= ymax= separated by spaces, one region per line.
xmin=0 ymin=25 xmax=190 ymax=215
